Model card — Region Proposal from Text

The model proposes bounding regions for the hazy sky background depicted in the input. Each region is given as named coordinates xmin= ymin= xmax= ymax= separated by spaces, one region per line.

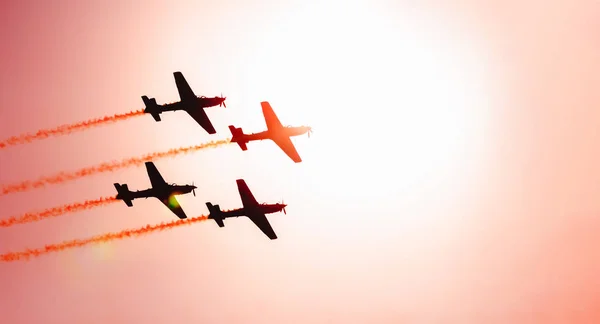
xmin=0 ymin=0 xmax=599 ymax=323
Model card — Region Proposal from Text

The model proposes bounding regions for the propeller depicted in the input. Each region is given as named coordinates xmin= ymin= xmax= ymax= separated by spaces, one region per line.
xmin=192 ymin=182 xmax=196 ymax=197
xmin=281 ymin=199 xmax=287 ymax=214
xmin=220 ymin=92 xmax=227 ymax=108
xmin=307 ymin=127 xmax=313 ymax=138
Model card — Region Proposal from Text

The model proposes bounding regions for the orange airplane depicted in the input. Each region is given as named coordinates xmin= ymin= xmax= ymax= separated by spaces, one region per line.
xmin=228 ymin=101 xmax=311 ymax=163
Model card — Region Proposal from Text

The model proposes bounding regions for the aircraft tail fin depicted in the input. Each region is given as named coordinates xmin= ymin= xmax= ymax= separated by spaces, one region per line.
xmin=142 ymin=95 xmax=161 ymax=121
xmin=206 ymin=202 xmax=225 ymax=227
xmin=228 ymin=125 xmax=248 ymax=150
xmin=114 ymin=183 xmax=133 ymax=207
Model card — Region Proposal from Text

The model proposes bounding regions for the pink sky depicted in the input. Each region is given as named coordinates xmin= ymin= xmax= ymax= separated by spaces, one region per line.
xmin=1 ymin=0 xmax=599 ymax=323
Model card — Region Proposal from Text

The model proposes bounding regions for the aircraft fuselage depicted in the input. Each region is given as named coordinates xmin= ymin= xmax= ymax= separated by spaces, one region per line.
xmin=159 ymin=97 xmax=225 ymax=113
xmin=126 ymin=184 xmax=195 ymax=200
xmin=219 ymin=203 xmax=286 ymax=219
xmin=239 ymin=126 xmax=311 ymax=142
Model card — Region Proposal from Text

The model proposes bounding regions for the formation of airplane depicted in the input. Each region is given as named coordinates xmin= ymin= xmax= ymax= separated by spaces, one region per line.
xmin=206 ymin=179 xmax=286 ymax=240
xmin=114 ymin=162 xmax=196 ymax=219
xmin=114 ymin=71 xmax=312 ymax=239
xmin=142 ymin=71 xmax=226 ymax=134
xmin=228 ymin=101 xmax=312 ymax=163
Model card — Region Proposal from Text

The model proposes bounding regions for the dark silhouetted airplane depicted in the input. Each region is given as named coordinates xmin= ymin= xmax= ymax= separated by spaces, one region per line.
xmin=113 ymin=161 xmax=196 ymax=219
xmin=206 ymin=179 xmax=286 ymax=240
xmin=228 ymin=101 xmax=311 ymax=163
xmin=142 ymin=71 xmax=226 ymax=134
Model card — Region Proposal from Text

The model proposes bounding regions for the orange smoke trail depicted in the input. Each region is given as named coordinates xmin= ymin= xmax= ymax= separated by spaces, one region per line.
xmin=0 ymin=215 xmax=210 ymax=262
xmin=0 ymin=139 xmax=231 ymax=196
xmin=0 ymin=196 xmax=118 ymax=227
xmin=0 ymin=109 xmax=145 ymax=149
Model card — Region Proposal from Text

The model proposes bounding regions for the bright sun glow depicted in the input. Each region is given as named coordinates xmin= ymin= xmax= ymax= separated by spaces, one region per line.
xmin=237 ymin=2 xmax=492 ymax=207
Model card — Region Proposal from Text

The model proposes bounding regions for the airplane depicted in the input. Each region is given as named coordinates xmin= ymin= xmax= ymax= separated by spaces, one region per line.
xmin=142 ymin=71 xmax=226 ymax=134
xmin=206 ymin=179 xmax=287 ymax=240
xmin=228 ymin=101 xmax=312 ymax=163
xmin=113 ymin=161 xmax=197 ymax=219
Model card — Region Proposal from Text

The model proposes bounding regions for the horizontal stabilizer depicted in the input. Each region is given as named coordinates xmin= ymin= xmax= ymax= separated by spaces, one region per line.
xmin=150 ymin=112 xmax=161 ymax=122
xmin=228 ymin=125 xmax=244 ymax=139
xmin=236 ymin=142 xmax=247 ymax=150
xmin=214 ymin=217 xmax=225 ymax=227
xmin=142 ymin=95 xmax=161 ymax=121
xmin=228 ymin=125 xmax=248 ymax=150
xmin=114 ymin=183 xmax=133 ymax=207
xmin=206 ymin=202 xmax=225 ymax=227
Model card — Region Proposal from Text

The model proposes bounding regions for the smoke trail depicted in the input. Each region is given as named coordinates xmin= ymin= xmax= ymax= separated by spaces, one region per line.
xmin=0 ymin=139 xmax=231 ymax=196
xmin=0 ymin=109 xmax=145 ymax=149
xmin=0 ymin=196 xmax=117 ymax=227
xmin=0 ymin=215 xmax=210 ymax=262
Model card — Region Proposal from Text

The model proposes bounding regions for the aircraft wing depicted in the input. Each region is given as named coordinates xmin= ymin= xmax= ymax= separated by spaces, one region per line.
xmin=247 ymin=211 xmax=278 ymax=240
xmin=186 ymin=109 xmax=216 ymax=134
xmin=174 ymin=71 xmax=196 ymax=101
xmin=236 ymin=179 xmax=259 ymax=208
xmin=158 ymin=194 xmax=188 ymax=219
xmin=272 ymin=135 xmax=302 ymax=163
xmin=236 ymin=180 xmax=277 ymax=239
xmin=261 ymin=101 xmax=284 ymax=130
xmin=145 ymin=162 xmax=166 ymax=188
